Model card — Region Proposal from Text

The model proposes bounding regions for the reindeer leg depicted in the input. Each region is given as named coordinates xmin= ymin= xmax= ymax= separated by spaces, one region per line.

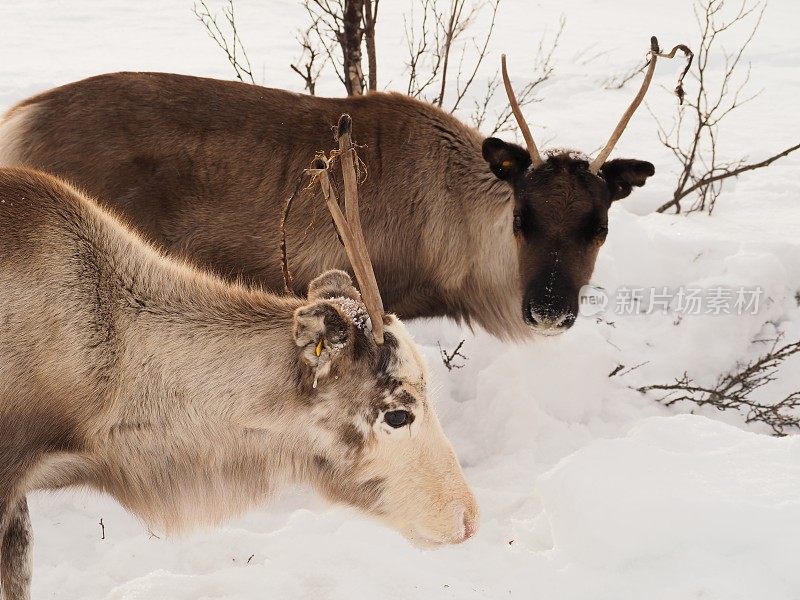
xmin=0 ymin=497 xmax=32 ymax=600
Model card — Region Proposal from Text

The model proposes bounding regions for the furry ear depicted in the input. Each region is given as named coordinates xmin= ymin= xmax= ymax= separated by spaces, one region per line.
xmin=293 ymin=300 xmax=353 ymax=381
xmin=482 ymin=137 xmax=532 ymax=181
xmin=307 ymin=269 xmax=361 ymax=303
xmin=599 ymin=159 xmax=655 ymax=201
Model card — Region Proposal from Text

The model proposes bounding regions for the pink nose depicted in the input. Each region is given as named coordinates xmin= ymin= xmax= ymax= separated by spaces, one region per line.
xmin=463 ymin=513 xmax=477 ymax=540
xmin=455 ymin=506 xmax=478 ymax=543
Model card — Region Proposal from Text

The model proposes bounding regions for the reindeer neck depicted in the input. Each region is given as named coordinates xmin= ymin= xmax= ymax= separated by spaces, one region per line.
xmin=385 ymin=104 xmax=521 ymax=337
xmin=83 ymin=202 xmax=307 ymax=433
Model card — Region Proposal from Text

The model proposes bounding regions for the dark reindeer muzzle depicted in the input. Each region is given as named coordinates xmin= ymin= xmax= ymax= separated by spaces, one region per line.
xmin=523 ymin=282 xmax=578 ymax=334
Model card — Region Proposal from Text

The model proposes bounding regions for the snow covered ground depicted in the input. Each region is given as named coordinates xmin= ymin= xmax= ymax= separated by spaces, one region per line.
xmin=2 ymin=0 xmax=800 ymax=598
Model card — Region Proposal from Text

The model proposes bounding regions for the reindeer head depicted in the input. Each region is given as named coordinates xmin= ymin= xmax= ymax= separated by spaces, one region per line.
xmin=289 ymin=116 xmax=478 ymax=546
xmin=483 ymin=39 xmax=691 ymax=335
xmin=293 ymin=270 xmax=478 ymax=547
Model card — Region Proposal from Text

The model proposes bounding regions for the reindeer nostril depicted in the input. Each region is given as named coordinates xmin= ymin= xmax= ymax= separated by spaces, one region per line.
xmin=525 ymin=304 xmax=539 ymax=326
xmin=454 ymin=504 xmax=477 ymax=543
xmin=527 ymin=303 xmax=576 ymax=330
xmin=463 ymin=513 xmax=476 ymax=541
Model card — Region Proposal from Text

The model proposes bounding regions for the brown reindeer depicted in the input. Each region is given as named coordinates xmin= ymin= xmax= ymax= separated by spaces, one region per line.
xmin=0 ymin=40 xmax=693 ymax=339
xmin=0 ymin=158 xmax=477 ymax=599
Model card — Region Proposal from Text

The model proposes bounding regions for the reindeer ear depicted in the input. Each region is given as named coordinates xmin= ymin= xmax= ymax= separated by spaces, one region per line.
xmin=482 ymin=137 xmax=532 ymax=181
xmin=307 ymin=269 xmax=361 ymax=303
xmin=599 ymin=159 xmax=655 ymax=201
xmin=293 ymin=300 xmax=353 ymax=379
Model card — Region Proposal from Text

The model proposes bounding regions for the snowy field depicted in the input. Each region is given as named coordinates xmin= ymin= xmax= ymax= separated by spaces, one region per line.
xmin=2 ymin=0 xmax=800 ymax=598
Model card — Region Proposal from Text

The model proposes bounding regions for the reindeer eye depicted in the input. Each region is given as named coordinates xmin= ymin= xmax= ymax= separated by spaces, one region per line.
xmin=513 ymin=215 xmax=523 ymax=232
xmin=581 ymin=215 xmax=608 ymax=241
xmin=384 ymin=410 xmax=412 ymax=428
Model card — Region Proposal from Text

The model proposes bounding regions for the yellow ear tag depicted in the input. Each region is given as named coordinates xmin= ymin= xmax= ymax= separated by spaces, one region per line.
xmin=314 ymin=338 xmax=324 ymax=357
xmin=501 ymin=159 xmax=514 ymax=170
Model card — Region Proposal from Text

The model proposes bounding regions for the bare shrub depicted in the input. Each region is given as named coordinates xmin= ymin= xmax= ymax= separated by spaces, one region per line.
xmin=638 ymin=335 xmax=800 ymax=435
xmin=299 ymin=0 xmax=379 ymax=95
xmin=290 ymin=20 xmax=330 ymax=95
xmin=195 ymin=0 xmax=561 ymax=133
xmin=652 ymin=0 xmax=799 ymax=214
xmin=195 ymin=0 xmax=378 ymax=95
xmin=472 ymin=16 xmax=564 ymax=136
xmin=193 ymin=0 xmax=255 ymax=84
xmin=403 ymin=0 xmax=498 ymax=104
xmin=403 ymin=1 xmax=564 ymax=135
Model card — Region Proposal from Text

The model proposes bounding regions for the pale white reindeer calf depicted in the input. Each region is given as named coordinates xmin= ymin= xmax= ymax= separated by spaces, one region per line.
xmin=0 ymin=167 xmax=478 ymax=600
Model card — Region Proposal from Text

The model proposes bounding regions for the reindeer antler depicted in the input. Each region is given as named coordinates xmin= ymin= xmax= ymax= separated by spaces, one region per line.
xmin=501 ymin=54 xmax=544 ymax=168
xmin=308 ymin=114 xmax=385 ymax=344
xmin=589 ymin=36 xmax=693 ymax=174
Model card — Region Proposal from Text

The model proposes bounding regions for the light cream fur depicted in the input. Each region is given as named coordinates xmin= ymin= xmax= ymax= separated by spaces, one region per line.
xmin=0 ymin=167 xmax=478 ymax=599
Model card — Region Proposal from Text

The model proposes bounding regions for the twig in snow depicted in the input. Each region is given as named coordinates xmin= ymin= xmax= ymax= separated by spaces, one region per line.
xmin=608 ymin=364 xmax=625 ymax=377
xmin=619 ymin=361 xmax=650 ymax=377
xmin=438 ymin=340 xmax=468 ymax=370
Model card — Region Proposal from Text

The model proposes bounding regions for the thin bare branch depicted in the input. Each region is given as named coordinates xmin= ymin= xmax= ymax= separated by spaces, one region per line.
xmin=602 ymin=60 xmax=647 ymax=90
xmin=639 ymin=336 xmax=800 ymax=436
xmin=193 ymin=0 xmax=255 ymax=84
xmin=657 ymin=142 xmax=800 ymax=213
xmin=363 ymin=0 xmax=379 ymax=91
xmin=482 ymin=17 xmax=564 ymax=136
xmin=438 ymin=340 xmax=468 ymax=370
xmin=450 ymin=0 xmax=499 ymax=114
xmin=302 ymin=0 xmax=366 ymax=94
xmin=280 ymin=173 xmax=310 ymax=293
xmin=652 ymin=0 xmax=792 ymax=214
xmin=403 ymin=0 xmax=496 ymax=110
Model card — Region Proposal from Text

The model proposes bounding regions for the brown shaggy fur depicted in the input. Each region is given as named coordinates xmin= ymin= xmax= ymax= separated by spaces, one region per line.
xmin=0 ymin=74 xmax=526 ymax=338
xmin=0 ymin=74 xmax=655 ymax=338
